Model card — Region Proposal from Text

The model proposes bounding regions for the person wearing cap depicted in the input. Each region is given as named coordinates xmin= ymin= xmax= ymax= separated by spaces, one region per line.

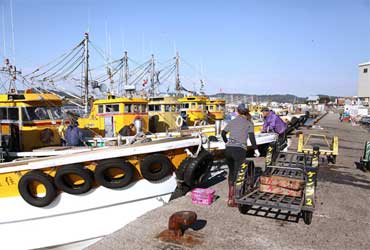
xmin=221 ymin=103 xmax=260 ymax=207
xmin=261 ymin=107 xmax=287 ymax=135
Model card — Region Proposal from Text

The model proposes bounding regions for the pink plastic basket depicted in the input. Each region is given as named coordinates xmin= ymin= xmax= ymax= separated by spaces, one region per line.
xmin=191 ymin=188 xmax=215 ymax=205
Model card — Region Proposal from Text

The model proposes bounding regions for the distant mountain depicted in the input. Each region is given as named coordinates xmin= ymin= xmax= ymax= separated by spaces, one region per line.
xmin=209 ymin=93 xmax=307 ymax=103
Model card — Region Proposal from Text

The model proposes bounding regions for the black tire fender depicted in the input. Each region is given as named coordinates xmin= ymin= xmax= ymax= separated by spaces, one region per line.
xmin=184 ymin=150 xmax=213 ymax=187
xmin=140 ymin=154 xmax=173 ymax=181
xmin=54 ymin=164 xmax=94 ymax=195
xmin=18 ymin=170 xmax=57 ymax=207
xmin=175 ymin=157 xmax=192 ymax=180
xmin=95 ymin=159 xmax=134 ymax=188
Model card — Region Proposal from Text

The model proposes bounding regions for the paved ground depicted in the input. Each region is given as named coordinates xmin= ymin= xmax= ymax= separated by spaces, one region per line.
xmin=88 ymin=113 xmax=370 ymax=250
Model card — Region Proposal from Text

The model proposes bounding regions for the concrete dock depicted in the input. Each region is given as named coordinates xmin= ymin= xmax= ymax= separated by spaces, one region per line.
xmin=88 ymin=113 xmax=370 ymax=250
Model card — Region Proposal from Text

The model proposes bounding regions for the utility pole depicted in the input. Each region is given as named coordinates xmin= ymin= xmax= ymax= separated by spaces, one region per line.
xmin=175 ymin=51 xmax=181 ymax=95
xmin=150 ymin=54 xmax=155 ymax=97
xmin=83 ymin=32 xmax=89 ymax=113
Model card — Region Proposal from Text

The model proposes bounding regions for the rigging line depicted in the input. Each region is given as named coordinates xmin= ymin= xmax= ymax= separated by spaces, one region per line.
xmin=30 ymin=46 xmax=84 ymax=79
xmin=44 ymin=54 xmax=85 ymax=80
xmin=10 ymin=0 xmax=15 ymax=64
xmin=95 ymin=61 xmax=124 ymax=83
xmin=128 ymin=60 xmax=152 ymax=77
xmin=158 ymin=64 xmax=176 ymax=80
xmin=51 ymin=58 xmax=84 ymax=82
xmin=129 ymin=63 xmax=152 ymax=85
xmin=89 ymin=40 xmax=111 ymax=64
xmin=24 ymin=40 xmax=84 ymax=77
xmin=1 ymin=5 xmax=6 ymax=58
xmin=88 ymin=57 xmax=123 ymax=72
xmin=39 ymin=53 xmax=84 ymax=81
xmin=159 ymin=66 xmax=176 ymax=84
xmin=93 ymin=60 xmax=124 ymax=81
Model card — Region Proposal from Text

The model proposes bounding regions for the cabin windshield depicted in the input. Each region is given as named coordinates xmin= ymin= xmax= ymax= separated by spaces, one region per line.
xmin=22 ymin=107 xmax=51 ymax=121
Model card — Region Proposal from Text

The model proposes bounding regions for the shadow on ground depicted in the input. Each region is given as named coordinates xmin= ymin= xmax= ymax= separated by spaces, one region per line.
xmin=318 ymin=165 xmax=370 ymax=190
xmin=241 ymin=206 xmax=301 ymax=224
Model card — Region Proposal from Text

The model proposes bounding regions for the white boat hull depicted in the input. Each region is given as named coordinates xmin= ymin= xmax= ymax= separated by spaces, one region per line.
xmin=0 ymin=175 xmax=177 ymax=250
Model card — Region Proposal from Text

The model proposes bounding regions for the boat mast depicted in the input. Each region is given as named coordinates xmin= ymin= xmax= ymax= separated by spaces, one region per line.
xmin=175 ymin=51 xmax=181 ymax=95
xmin=83 ymin=32 xmax=89 ymax=113
xmin=150 ymin=54 xmax=155 ymax=97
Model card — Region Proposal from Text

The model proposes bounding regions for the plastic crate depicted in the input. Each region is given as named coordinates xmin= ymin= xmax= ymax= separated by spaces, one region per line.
xmin=191 ymin=188 xmax=215 ymax=205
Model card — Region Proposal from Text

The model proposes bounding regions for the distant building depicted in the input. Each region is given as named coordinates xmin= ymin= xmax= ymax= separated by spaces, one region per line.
xmin=358 ymin=62 xmax=370 ymax=97
xmin=307 ymin=95 xmax=319 ymax=104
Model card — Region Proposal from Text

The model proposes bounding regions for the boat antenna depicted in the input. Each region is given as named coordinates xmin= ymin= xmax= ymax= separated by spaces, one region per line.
xmin=83 ymin=32 xmax=89 ymax=113
xmin=175 ymin=51 xmax=181 ymax=95
xmin=150 ymin=54 xmax=155 ymax=97
xmin=10 ymin=0 xmax=15 ymax=64
xmin=1 ymin=5 xmax=6 ymax=58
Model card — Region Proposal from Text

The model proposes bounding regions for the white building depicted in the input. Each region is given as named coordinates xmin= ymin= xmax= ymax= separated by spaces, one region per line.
xmin=358 ymin=62 xmax=370 ymax=97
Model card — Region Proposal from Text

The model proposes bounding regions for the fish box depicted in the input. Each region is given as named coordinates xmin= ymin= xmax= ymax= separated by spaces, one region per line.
xmin=259 ymin=184 xmax=302 ymax=197
xmin=260 ymin=175 xmax=304 ymax=191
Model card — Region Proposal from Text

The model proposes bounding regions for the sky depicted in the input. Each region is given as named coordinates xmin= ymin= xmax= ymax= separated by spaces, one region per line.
xmin=0 ymin=0 xmax=369 ymax=97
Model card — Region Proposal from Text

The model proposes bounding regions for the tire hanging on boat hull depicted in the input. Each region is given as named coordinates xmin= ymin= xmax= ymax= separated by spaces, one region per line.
xmin=183 ymin=150 xmax=213 ymax=187
xmin=140 ymin=154 xmax=173 ymax=181
xmin=95 ymin=159 xmax=135 ymax=189
xmin=54 ymin=164 xmax=94 ymax=195
xmin=18 ymin=170 xmax=57 ymax=207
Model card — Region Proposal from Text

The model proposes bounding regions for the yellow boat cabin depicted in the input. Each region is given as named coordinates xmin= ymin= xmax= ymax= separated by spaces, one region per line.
xmin=0 ymin=91 xmax=64 ymax=151
xmin=178 ymin=96 xmax=208 ymax=126
xmin=148 ymin=96 xmax=182 ymax=132
xmin=206 ymin=99 xmax=225 ymax=124
xmin=78 ymin=95 xmax=149 ymax=137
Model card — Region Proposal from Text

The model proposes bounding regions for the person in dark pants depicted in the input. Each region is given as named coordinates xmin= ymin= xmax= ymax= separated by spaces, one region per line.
xmin=119 ymin=123 xmax=135 ymax=136
xmin=221 ymin=103 xmax=260 ymax=207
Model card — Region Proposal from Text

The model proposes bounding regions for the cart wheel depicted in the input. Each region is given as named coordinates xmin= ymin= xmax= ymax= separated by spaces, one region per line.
xmin=238 ymin=204 xmax=252 ymax=214
xmin=302 ymin=211 xmax=313 ymax=225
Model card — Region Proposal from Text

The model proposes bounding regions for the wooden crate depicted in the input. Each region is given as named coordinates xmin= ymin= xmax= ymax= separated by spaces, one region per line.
xmin=260 ymin=175 xmax=304 ymax=191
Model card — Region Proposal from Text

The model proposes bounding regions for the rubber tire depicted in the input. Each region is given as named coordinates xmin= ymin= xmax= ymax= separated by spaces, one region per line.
xmin=184 ymin=150 xmax=213 ymax=187
xmin=140 ymin=154 xmax=173 ymax=181
xmin=18 ymin=170 xmax=57 ymax=207
xmin=238 ymin=204 xmax=252 ymax=214
xmin=302 ymin=211 xmax=313 ymax=225
xmin=175 ymin=157 xmax=192 ymax=180
xmin=55 ymin=164 xmax=94 ymax=195
xmin=95 ymin=160 xmax=135 ymax=188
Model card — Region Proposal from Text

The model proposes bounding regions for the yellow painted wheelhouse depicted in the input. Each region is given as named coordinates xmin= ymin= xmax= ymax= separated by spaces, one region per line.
xmin=206 ymin=99 xmax=225 ymax=124
xmin=78 ymin=95 xmax=149 ymax=137
xmin=178 ymin=96 xmax=207 ymax=126
xmin=148 ymin=96 xmax=181 ymax=132
xmin=0 ymin=91 xmax=64 ymax=151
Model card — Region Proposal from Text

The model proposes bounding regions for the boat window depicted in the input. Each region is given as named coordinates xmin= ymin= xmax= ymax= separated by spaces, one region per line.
xmin=198 ymin=104 xmax=203 ymax=109
xmin=141 ymin=104 xmax=147 ymax=113
xmin=50 ymin=107 xmax=63 ymax=119
xmin=220 ymin=105 xmax=225 ymax=111
xmin=8 ymin=108 xmax=19 ymax=120
xmin=176 ymin=105 xmax=181 ymax=111
xmin=98 ymin=105 xmax=104 ymax=113
xmin=164 ymin=104 xmax=171 ymax=112
xmin=209 ymin=105 xmax=214 ymax=111
xmin=0 ymin=108 xmax=7 ymax=119
xmin=22 ymin=107 xmax=49 ymax=121
xmin=182 ymin=103 xmax=189 ymax=109
xmin=170 ymin=105 xmax=177 ymax=112
xmin=148 ymin=104 xmax=160 ymax=112
xmin=105 ymin=104 xmax=120 ymax=113
xmin=124 ymin=104 xmax=132 ymax=113
xmin=133 ymin=104 xmax=139 ymax=113
xmin=191 ymin=103 xmax=196 ymax=109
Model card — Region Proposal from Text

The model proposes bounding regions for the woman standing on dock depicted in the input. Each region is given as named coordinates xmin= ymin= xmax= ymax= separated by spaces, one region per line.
xmin=221 ymin=103 xmax=260 ymax=207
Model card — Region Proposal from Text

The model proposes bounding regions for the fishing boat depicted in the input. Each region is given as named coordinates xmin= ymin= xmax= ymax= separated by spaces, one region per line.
xmin=0 ymin=90 xmax=64 ymax=152
xmin=0 ymin=136 xmax=202 ymax=249
xmin=178 ymin=95 xmax=208 ymax=126
xmin=78 ymin=94 xmax=149 ymax=137
xmin=206 ymin=98 xmax=226 ymax=124
xmin=148 ymin=95 xmax=182 ymax=132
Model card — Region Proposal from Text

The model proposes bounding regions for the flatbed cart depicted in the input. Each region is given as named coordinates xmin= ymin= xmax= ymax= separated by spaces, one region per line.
xmin=235 ymin=146 xmax=320 ymax=225
xmin=297 ymin=133 xmax=338 ymax=164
